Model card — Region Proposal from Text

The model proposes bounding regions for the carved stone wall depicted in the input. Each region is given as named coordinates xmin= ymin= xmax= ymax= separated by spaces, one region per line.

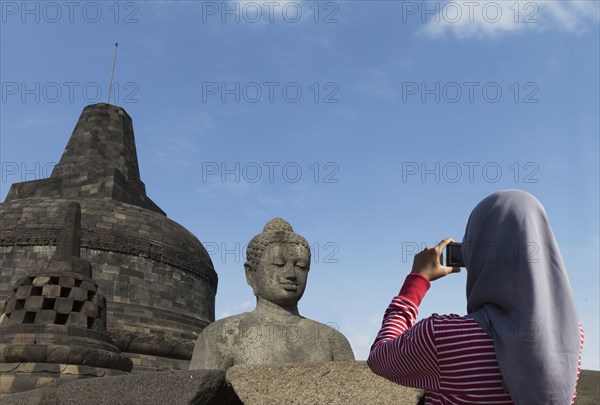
xmin=0 ymin=198 xmax=215 ymax=365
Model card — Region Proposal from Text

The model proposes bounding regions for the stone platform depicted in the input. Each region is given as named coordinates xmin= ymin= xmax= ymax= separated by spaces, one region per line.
xmin=1 ymin=362 xmax=597 ymax=404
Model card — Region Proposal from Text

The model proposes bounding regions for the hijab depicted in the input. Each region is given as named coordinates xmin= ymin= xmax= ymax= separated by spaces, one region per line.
xmin=463 ymin=190 xmax=580 ymax=404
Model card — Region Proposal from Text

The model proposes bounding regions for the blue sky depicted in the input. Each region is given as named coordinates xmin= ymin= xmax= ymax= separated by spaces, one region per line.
xmin=1 ymin=1 xmax=599 ymax=370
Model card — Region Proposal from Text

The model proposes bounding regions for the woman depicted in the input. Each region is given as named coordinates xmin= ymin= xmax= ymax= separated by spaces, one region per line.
xmin=367 ymin=190 xmax=584 ymax=404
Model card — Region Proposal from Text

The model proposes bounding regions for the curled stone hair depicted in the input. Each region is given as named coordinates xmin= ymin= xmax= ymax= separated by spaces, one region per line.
xmin=245 ymin=218 xmax=311 ymax=272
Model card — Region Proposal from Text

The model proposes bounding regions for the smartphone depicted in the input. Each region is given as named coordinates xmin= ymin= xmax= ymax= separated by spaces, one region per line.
xmin=445 ymin=242 xmax=465 ymax=267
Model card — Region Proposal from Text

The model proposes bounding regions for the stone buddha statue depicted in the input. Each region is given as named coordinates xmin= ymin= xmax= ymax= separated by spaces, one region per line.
xmin=190 ymin=218 xmax=354 ymax=369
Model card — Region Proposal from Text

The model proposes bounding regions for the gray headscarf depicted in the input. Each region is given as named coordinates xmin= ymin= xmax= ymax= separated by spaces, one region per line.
xmin=463 ymin=190 xmax=580 ymax=405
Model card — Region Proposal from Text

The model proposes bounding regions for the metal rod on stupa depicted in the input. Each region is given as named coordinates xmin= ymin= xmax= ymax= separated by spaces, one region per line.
xmin=107 ymin=42 xmax=119 ymax=103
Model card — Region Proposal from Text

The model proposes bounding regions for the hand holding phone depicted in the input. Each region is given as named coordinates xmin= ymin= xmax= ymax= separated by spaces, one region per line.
xmin=411 ymin=238 xmax=461 ymax=282
xmin=445 ymin=242 xmax=465 ymax=267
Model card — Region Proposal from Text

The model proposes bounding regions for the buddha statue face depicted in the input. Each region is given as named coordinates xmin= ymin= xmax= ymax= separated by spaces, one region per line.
xmin=244 ymin=218 xmax=312 ymax=307
xmin=246 ymin=242 xmax=310 ymax=306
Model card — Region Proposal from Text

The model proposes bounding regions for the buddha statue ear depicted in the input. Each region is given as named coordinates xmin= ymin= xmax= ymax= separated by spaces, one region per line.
xmin=244 ymin=262 xmax=256 ymax=291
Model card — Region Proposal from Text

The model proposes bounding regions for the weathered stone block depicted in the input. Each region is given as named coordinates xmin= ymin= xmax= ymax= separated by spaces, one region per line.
xmin=54 ymin=297 xmax=73 ymax=314
xmin=58 ymin=277 xmax=75 ymax=288
xmin=81 ymin=301 xmax=98 ymax=318
xmin=80 ymin=280 xmax=97 ymax=292
xmin=5 ymin=345 xmax=26 ymax=362
xmin=0 ymin=369 xmax=239 ymax=404
xmin=34 ymin=310 xmax=57 ymax=324
xmin=7 ymin=376 xmax=41 ymax=394
xmin=226 ymin=362 xmax=424 ymax=405
xmin=24 ymin=296 xmax=44 ymax=311
xmin=67 ymin=348 xmax=84 ymax=364
xmin=15 ymin=285 xmax=32 ymax=299
xmin=22 ymin=345 xmax=47 ymax=363
xmin=42 ymin=284 xmax=61 ymax=298
xmin=66 ymin=312 xmax=87 ymax=327
xmin=68 ymin=287 xmax=87 ymax=301
xmin=7 ymin=309 xmax=27 ymax=323
xmin=46 ymin=345 xmax=70 ymax=363
xmin=34 ymin=377 xmax=56 ymax=389
xmin=4 ymin=298 xmax=18 ymax=313
xmin=32 ymin=276 xmax=51 ymax=287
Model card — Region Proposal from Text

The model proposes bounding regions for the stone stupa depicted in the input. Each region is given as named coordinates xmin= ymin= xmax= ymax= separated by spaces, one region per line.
xmin=0 ymin=103 xmax=217 ymax=371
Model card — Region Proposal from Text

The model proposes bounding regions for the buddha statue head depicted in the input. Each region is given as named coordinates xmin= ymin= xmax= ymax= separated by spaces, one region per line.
xmin=244 ymin=218 xmax=311 ymax=307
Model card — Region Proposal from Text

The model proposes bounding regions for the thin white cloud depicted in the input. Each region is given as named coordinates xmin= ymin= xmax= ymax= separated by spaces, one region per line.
xmin=197 ymin=174 xmax=313 ymax=213
xmin=419 ymin=0 xmax=600 ymax=39
xmin=218 ymin=300 xmax=254 ymax=319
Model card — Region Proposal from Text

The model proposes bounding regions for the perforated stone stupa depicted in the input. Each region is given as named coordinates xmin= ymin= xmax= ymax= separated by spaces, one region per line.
xmin=0 ymin=202 xmax=132 ymax=394
xmin=0 ymin=103 xmax=217 ymax=372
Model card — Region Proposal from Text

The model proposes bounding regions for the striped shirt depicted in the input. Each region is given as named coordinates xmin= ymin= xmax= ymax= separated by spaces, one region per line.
xmin=367 ymin=273 xmax=584 ymax=404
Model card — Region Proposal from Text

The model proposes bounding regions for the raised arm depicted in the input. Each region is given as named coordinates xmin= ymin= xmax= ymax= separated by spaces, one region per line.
xmin=367 ymin=273 xmax=440 ymax=391
xmin=369 ymin=238 xmax=462 ymax=390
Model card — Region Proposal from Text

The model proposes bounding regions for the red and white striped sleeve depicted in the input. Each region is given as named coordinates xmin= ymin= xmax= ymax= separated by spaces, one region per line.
xmin=367 ymin=273 xmax=440 ymax=392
